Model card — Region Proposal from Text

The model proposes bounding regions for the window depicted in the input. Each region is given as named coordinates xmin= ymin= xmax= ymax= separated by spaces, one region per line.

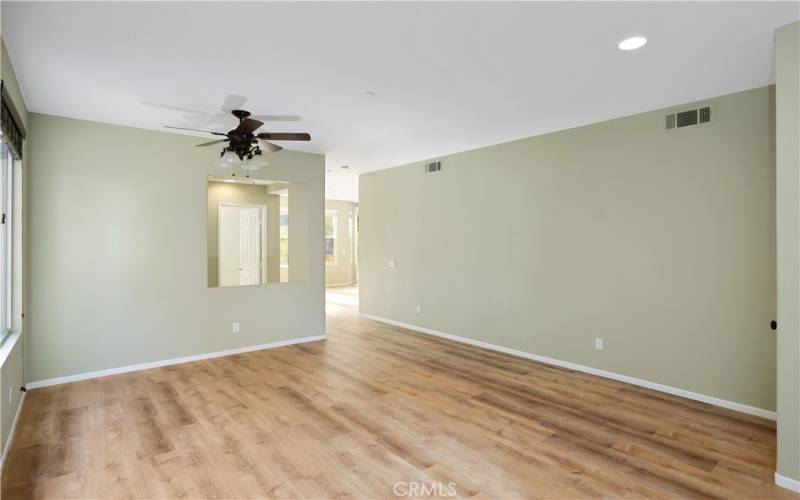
xmin=279 ymin=208 xmax=289 ymax=267
xmin=325 ymin=210 xmax=338 ymax=264
xmin=348 ymin=212 xmax=354 ymax=264
xmin=0 ymin=139 xmax=13 ymax=344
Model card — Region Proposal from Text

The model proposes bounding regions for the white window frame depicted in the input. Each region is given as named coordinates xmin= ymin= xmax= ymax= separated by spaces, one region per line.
xmin=325 ymin=209 xmax=338 ymax=265
xmin=0 ymin=138 xmax=14 ymax=345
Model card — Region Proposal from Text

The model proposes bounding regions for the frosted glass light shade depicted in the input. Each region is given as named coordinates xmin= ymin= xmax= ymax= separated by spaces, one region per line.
xmin=242 ymin=154 xmax=268 ymax=171
xmin=214 ymin=150 xmax=240 ymax=169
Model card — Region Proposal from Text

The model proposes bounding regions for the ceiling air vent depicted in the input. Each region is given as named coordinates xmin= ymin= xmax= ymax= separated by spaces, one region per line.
xmin=425 ymin=161 xmax=442 ymax=173
xmin=665 ymin=106 xmax=712 ymax=130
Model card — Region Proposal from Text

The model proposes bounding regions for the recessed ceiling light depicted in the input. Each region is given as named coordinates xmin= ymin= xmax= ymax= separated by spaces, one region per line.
xmin=341 ymin=165 xmax=350 ymax=170
xmin=618 ymin=36 xmax=647 ymax=51
xmin=363 ymin=91 xmax=376 ymax=98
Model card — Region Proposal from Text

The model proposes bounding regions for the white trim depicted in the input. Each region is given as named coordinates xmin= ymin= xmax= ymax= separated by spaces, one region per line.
xmin=359 ymin=313 xmax=776 ymax=421
xmin=27 ymin=335 xmax=326 ymax=389
xmin=1 ymin=390 xmax=25 ymax=471
xmin=775 ymin=473 xmax=800 ymax=493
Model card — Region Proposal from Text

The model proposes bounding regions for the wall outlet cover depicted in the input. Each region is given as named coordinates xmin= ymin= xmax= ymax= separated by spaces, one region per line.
xmin=233 ymin=322 xmax=240 ymax=333
xmin=595 ymin=338 xmax=604 ymax=351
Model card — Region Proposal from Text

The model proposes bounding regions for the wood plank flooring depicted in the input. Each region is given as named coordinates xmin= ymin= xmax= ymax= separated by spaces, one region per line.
xmin=2 ymin=285 xmax=795 ymax=499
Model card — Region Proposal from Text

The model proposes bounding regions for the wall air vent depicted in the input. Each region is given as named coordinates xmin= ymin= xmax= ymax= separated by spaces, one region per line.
xmin=665 ymin=106 xmax=712 ymax=130
xmin=698 ymin=106 xmax=712 ymax=124
xmin=425 ymin=161 xmax=442 ymax=173
xmin=677 ymin=109 xmax=698 ymax=128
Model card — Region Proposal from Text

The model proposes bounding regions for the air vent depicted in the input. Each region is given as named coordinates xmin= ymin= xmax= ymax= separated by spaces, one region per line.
xmin=699 ymin=106 xmax=712 ymax=124
xmin=676 ymin=109 xmax=698 ymax=128
xmin=425 ymin=161 xmax=442 ymax=173
xmin=665 ymin=106 xmax=712 ymax=130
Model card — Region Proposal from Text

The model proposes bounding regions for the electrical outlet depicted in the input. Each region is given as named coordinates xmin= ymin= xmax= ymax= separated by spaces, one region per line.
xmin=232 ymin=322 xmax=240 ymax=333
xmin=387 ymin=259 xmax=397 ymax=269
xmin=415 ymin=305 xmax=421 ymax=314
xmin=595 ymin=338 xmax=604 ymax=351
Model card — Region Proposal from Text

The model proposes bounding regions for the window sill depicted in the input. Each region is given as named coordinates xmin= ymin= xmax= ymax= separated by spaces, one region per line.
xmin=0 ymin=329 xmax=21 ymax=368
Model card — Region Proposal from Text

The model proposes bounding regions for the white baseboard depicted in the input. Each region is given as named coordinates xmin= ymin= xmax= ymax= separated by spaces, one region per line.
xmin=1 ymin=390 xmax=26 ymax=471
xmin=26 ymin=335 xmax=326 ymax=390
xmin=776 ymin=473 xmax=800 ymax=493
xmin=359 ymin=313 xmax=776 ymax=421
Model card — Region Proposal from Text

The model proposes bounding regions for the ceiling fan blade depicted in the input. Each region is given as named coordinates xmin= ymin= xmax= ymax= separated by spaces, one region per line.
xmin=196 ymin=139 xmax=228 ymax=147
xmin=221 ymin=94 xmax=248 ymax=112
xmin=250 ymin=114 xmax=301 ymax=122
xmin=257 ymin=132 xmax=311 ymax=141
xmin=235 ymin=118 xmax=264 ymax=134
xmin=259 ymin=140 xmax=283 ymax=153
xmin=165 ymin=125 xmax=227 ymax=136
xmin=143 ymin=101 xmax=211 ymax=115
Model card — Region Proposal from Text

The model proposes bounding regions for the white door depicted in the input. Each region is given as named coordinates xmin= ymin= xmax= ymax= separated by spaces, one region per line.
xmin=239 ymin=207 xmax=262 ymax=285
xmin=219 ymin=204 xmax=265 ymax=287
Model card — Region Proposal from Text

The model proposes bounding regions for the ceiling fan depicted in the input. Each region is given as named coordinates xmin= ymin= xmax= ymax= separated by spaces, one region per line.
xmin=165 ymin=108 xmax=310 ymax=174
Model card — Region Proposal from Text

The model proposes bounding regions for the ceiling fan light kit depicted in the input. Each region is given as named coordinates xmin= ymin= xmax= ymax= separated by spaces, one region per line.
xmin=164 ymin=106 xmax=310 ymax=178
xmin=242 ymin=149 xmax=269 ymax=171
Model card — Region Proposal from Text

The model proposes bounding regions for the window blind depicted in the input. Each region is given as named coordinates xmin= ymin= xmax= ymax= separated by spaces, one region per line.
xmin=0 ymin=80 xmax=25 ymax=159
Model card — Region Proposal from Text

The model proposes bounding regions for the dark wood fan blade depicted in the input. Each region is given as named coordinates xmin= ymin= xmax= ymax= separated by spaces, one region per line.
xmin=165 ymin=125 xmax=227 ymax=136
xmin=196 ymin=139 xmax=228 ymax=147
xmin=259 ymin=140 xmax=283 ymax=153
xmin=235 ymin=118 xmax=264 ymax=134
xmin=256 ymin=132 xmax=311 ymax=141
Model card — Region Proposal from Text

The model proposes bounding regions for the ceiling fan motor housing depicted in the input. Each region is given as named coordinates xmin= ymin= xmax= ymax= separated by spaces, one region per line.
xmin=230 ymin=109 xmax=251 ymax=120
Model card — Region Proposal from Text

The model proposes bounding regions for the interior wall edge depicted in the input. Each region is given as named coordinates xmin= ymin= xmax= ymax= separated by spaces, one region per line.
xmin=360 ymin=312 xmax=777 ymax=421
xmin=25 ymin=335 xmax=326 ymax=390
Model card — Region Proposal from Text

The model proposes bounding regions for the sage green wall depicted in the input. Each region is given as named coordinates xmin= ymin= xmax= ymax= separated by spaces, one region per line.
xmin=0 ymin=38 xmax=27 ymax=460
xmin=207 ymin=182 xmax=281 ymax=287
xmin=26 ymin=113 xmax=325 ymax=383
xmin=775 ymin=21 xmax=800 ymax=484
xmin=361 ymin=86 xmax=777 ymax=411
xmin=325 ymin=199 xmax=358 ymax=286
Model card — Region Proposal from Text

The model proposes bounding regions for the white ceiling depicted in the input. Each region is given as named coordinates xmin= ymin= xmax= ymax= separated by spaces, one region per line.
xmin=3 ymin=2 xmax=798 ymax=202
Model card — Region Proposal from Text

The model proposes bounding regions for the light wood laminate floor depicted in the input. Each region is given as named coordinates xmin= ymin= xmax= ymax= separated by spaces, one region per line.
xmin=1 ymin=286 xmax=795 ymax=499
